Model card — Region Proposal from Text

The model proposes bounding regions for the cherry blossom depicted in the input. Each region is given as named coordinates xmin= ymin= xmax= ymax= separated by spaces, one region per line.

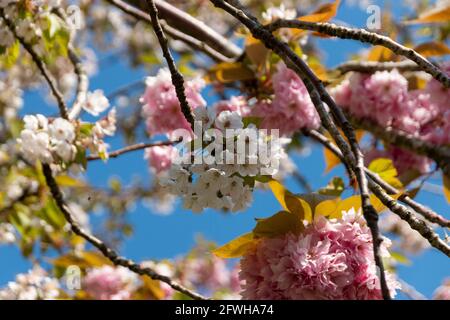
xmin=240 ymin=209 xmax=400 ymax=300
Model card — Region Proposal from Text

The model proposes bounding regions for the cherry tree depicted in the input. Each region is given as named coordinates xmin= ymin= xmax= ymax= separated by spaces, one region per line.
xmin=0 ymin=0 xmax=449 ymax=300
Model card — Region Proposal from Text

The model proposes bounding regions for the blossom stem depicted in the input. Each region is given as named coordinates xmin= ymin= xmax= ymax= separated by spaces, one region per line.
xmin=87 ymin=140 xmax=178 ymax=161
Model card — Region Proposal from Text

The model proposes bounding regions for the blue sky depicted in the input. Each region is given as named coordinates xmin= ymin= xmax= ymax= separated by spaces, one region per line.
xmin=1 ymin=1 xmax=448 ymax=299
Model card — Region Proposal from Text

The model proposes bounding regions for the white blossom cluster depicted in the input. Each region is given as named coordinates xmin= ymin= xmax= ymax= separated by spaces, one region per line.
xmin=0 ymin=223 xmax=16 ymax=244
xmin=18 ymin=115 xmax=77 ymax=164
xmin=162 ymin=109 xmax=289 ymax=213
xmin=0 ymin=1 xmax=65 ymax=48
xmin=0 ymin=266 xmax=60 ymax=300
xmin=17 ymin=98 xmax=116 ymax=166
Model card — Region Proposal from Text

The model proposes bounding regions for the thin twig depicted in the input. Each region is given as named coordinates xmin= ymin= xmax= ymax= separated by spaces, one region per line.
xmin=145 ymin=0 xmax=195 ymax=129
xmin=398 ymin=279 xmax=427 ymax=300
xmin=1 ymin=10 xmax=69 ymax=119
xmin=42 ymin=163 xmax=207 ymax=300
xmin=87 ymin=140 xmax=178 ymax=161
xmin=209 ymin=0 xmax=391 ymax=300
xmin=267 ymin=20 xmax=450 ymax=88
xmin=53 ymin=8 xmax=89 ymax=120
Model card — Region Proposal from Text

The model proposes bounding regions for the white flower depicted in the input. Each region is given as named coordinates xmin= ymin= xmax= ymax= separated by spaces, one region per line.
xmin=0 ymin=266 xmax=60 ymax=300
xmin=0 ymin=27 xmax=14 ymax=47
xmin=262 ymin=4 xmax=296 ymax=24
xmin=53 ymin=142 xmax=76 ymax=162
xmin=0 ymin=223 xmax=16 ymax=244
xmin=193 ymin=107 xmax=215 ymax=128
xmin=16 ymin=19 xmax=41 ymax=42
xmin=49 ymin=118 xmax=75 ymax=142
xmin=214 ymin=111 xmax=243 ymax=131
xmin=83 ymin=89 xmax=110 ymax=116
xmin=23 ymin=115 xmax=39 ymax=131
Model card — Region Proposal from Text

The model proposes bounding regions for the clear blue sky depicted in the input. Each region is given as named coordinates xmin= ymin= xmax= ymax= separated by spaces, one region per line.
xmin=1 ymin=1 xmax=448 ymax=299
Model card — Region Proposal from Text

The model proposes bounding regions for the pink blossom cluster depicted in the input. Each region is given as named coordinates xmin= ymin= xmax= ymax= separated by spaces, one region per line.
xmin=252 ymin=63 xmax=321 ymax=136
xmin=144 ymin=145 xmax=178 ymax=174
xmin=140 ymin=68 xmax=206 ymax=137
xmin=83 ymin=265 xmax=138 ymax=300
xmin=183 ymin=256 xmax=234 ymax=292
xmin=332 ymin=65 xmax=450 ymax=146
xmin=364 ymin=146 xmax=431 ymax=176
xmin=433 ymin=278 xmax=450 ymax=300
xmin=240 ymin=209 xmax=400 ymax=300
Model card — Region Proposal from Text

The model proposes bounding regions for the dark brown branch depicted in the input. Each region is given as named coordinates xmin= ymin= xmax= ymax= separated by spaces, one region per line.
xmin=335 ymin=60 xmax=421 ymax=74
xmin=1 ymin=10 xmax=69 ymax=119
xmin=145 ymin=0 xmax=195 ymax=129
xmin=87 ymin=140 xmax=178 ymax=161
xmin=306 ymin=129 xmax=450 ymax=256
xmin=267 ymin=20 xmax=450 ymax=88
xmin=42 ymin=163 xmax=206 ymax=300
xmin=209 ymin=0 xmax=391 ymax=300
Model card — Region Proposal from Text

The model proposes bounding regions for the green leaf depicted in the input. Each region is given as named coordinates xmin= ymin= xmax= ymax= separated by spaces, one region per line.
xmin=2 ymin=40 xmax=20 ymax=69
xmin=55 ymin=175 xmax=85 ymax=187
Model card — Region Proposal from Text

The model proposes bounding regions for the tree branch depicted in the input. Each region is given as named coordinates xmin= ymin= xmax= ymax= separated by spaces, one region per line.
xmin=1 ymin=10 xmax=69 ymax=119
xmin=335 ymin=60 xmax=421 ymax=74
xmin=42 ymin=163 xmax=206 ymax=300
xmin=347 ymin=113 xmax=450 ymax=177
xmin=209 ymin=0 xmax=391 ymax=300
xmin=145 ymin=0 xmax=195 ymax=129
xmin=87 ymin=140 xmax=178 ymax=161
xmin=267 ymin=20 xmax=450 ymax=88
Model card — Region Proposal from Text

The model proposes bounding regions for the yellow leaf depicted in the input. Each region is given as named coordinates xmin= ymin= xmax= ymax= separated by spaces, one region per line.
xmin=142 ymin=277 xmax=165 ymax=300
xmin=207 ymin=62 xmax=254 ymax=83
xmin=253 ymin=210 xmax=304 ymax=238
xmin=284 ymin=194 xmax=310 ymax=220
xmin=367 ymin=45 xmax=394 ymax=62
xmin=324 ymin=146 xmax=341 ymax=172
xmin=298 ymin=0 xmax=341 ymax=23
xmin=328 ymin=193 xmax=400 ymax=219
xmin=268 ymin=179 xmax=289 ymax=211
xmin=55 ymin=175 xmax=85 ymax=187
xmin=405 ymin=5 xmax=450 ymax=24
xmin=52 ymin=251 xmax=112 ymax=269
xmin=288 ymin=0 xmax=340 ymax=39
xmin=245 ymin=36 xmax=269 ymax=70
xmin=368 ymin=158 xmax=403 ymax=189
xmin=443 ymin=175 xmax=450 ymax=204
xmin=212 ymin=233 xmax=256 ymax=258
xmin=413 ymin=41 xmax=450 ymax=57
xmin=315 ymin=198 xmax=340 ymax=218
